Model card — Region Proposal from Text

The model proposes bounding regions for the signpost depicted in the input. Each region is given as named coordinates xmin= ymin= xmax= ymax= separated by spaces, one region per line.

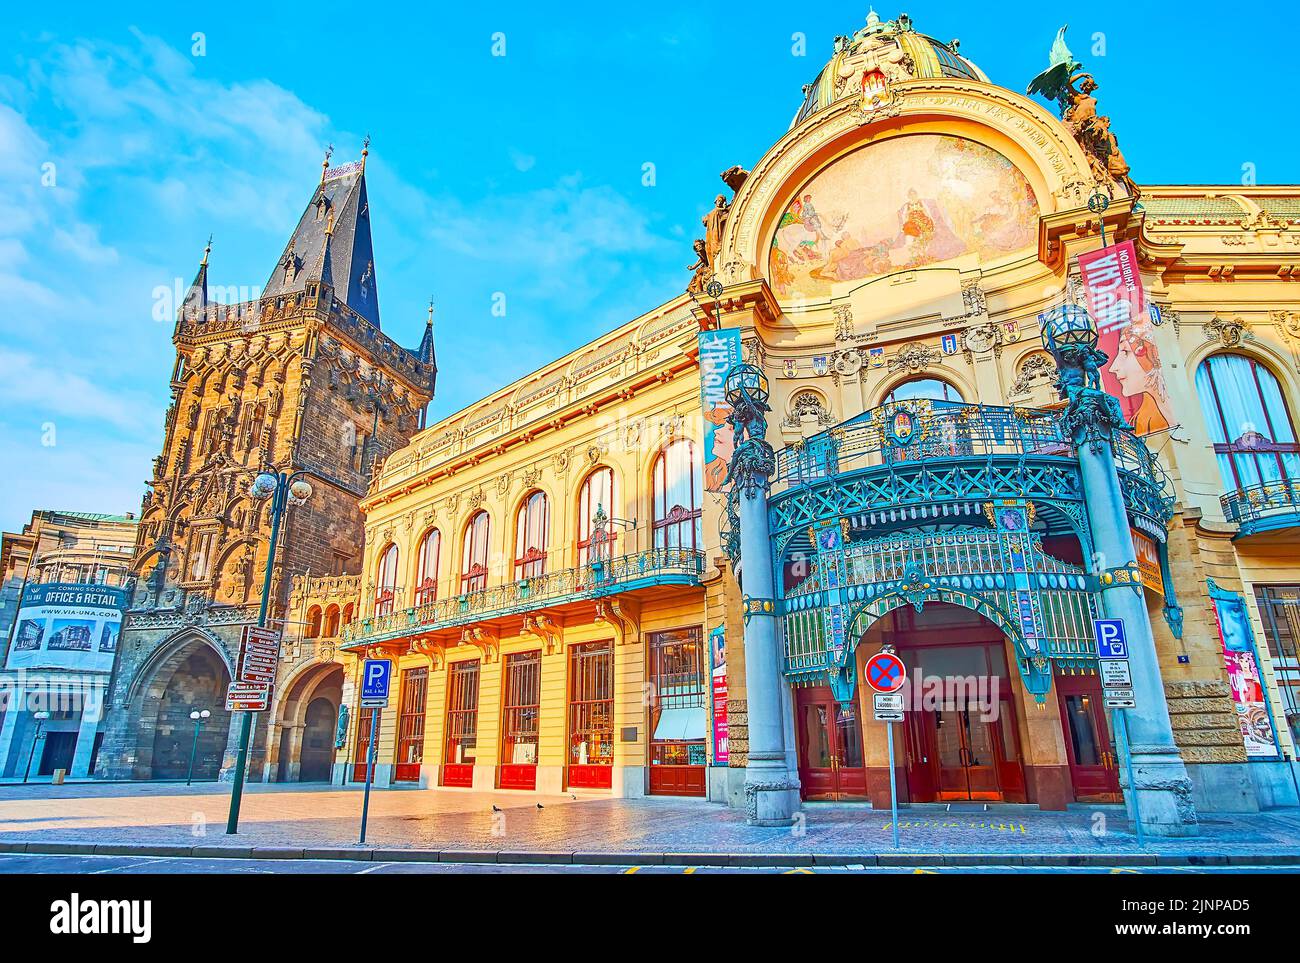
xmin=358 ymin=659 xmax=392 ymax=844
xmin=224 ymin=626 xmax=281 ymax=712
xmin=1095 ymin=618 xmax=1144 ymax=847
xmin=866 ymin=650 xmax=907 ymax=849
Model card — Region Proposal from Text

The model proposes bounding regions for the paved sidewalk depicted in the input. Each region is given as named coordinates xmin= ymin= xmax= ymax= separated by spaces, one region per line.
xmin=1 ymin=782 xmax=1299 ymax=864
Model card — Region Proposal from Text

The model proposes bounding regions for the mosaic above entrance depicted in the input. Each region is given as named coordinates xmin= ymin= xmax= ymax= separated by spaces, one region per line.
xmin=768 ymin=134 xmax=1039 ymax=300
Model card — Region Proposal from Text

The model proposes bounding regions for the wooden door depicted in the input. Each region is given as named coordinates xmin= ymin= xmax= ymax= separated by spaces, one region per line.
xmin=796 ymin=687 xmax=867 ymax=801
xmin=1057 ymin=674 xmax=1121 ymax=801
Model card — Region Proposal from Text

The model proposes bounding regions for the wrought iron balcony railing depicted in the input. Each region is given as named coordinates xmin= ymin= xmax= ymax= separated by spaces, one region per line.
xmin=340 ymin=548 xmax=705 ymax=648
xmin=1221 ymin=479 xmax=1300 ymax=532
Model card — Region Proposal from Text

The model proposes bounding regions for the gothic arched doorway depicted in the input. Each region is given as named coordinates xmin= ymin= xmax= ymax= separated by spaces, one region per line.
xmin=148 ymin=643 xmax=233 ymax=780
xmin=299 ymin=698 xmax=338 ymax=782
xmin=273 ymin=662 xmax=343 ymax=782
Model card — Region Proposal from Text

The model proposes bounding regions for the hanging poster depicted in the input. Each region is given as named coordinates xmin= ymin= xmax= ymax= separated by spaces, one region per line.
xmin=5 ymin=582 xmax=127 ymax=673
xmin=1211 ymin=590 xmax=1279 ymax=758
xmin=1078 ymin=240 xmax=1172 ymax=435
xmin=709 ymin=625 xmax=728 ymax=765
xmin=698 ymin=328 xmax=743 ymax=493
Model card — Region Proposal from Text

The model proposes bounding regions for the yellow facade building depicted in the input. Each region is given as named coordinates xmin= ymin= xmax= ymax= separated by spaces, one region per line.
xmin=331 ymin=12 xmax=1300 ymax=820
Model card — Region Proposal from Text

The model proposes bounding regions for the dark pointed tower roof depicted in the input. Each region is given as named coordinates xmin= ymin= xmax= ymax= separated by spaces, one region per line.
xmin=417 ymin=298 xmax=438 ymax=393
xmin=180 ymin=237 xmax=210 ymax=322
xmin=263 ymin=150 xmax=382 ymax=327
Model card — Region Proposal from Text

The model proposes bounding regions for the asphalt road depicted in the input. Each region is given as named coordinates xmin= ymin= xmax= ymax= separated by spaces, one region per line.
xmin=2 ymin=853 xmax=1296 ymax=874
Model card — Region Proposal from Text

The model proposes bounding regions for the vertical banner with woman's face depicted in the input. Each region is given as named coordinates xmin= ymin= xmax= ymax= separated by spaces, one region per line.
xmin=699 ymin=329 xmax=743 ymax=492
xmin=1078 ymin=240 xmax=1173 ymax=435
xmin=1212 ymin=591 xmax=1279 ymax=758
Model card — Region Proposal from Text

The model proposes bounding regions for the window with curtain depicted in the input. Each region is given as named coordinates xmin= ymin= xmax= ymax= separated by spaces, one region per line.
xmin=461 ymin=511 xmax=491 ymax=593
xmin=652 ymin=440 xmax=702 ymax=551
xmin=373 ymin=544 xmax=399 ymax=616
xmin=885 ymin=377 xmax=964 ymax=405
xmin=414 ymin=528 xmax=441 ymax=606
xmin=1195 ymin=354 xmax=1299 ymax=492
xmin=514 ymin=491 xmax=549 ymax=578
xmin=577 ymin=467 xmax=617 ymax=565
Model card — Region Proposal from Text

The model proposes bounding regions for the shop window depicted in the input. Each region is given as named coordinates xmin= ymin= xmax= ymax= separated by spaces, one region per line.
xmin=461 ymin=511 xmax=490 ymax=593
xmin=568 ymin=641 xmax=614 ymax=788
xmin=1195 ymin=354 xmax=1299 ymax=493
xmin=514 ymin=491 xmax=549 ymax=579
xmin=1255 ymin=585 xmax=1300 ymax=744
xmin=501 ymin=651 xmax=541 ymax=790
xmin=351 ymin=705 xmax=377 ymax=782
xmin=648 ymin=627 xmax=708 ymax=796
xmin=652 ymin=440 xmax=702 ymax=552
xmin=577 ymin=467 xmax=617 ymax=564
xmin=414 ymin=528 xmax=441 ymax=606
xmin=395 ymin=667 xmax=428 ymax=782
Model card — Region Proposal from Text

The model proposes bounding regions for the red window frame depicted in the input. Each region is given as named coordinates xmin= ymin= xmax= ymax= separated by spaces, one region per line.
xmin=567 ymin=641 xmax=614 ymax=789
xmin=652 ymin=440 xmax=702 ymax=551
xmin=577 ymin=467 xmax=617 ymax=565
xmin=351 ymin=705 xmax=378 ymax=783
xmin=394 ymin=666 xmax=428 ymax=782
xmin=373 ymin=543 xmax=399 ymax=617
xmin=501 ymin=651 xmax=542 ymax=789
xmin=461 ymin=511 xmax=491 ymax=594
xmin=444 ymin=660 xmax=480 ymax=787
xmin=414 ymin=528 xmax=441 ymax=606
xmin=513 ymin=491 xmax=550 ymax=579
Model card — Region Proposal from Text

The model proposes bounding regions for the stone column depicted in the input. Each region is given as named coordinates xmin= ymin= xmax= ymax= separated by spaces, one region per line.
xmin=1051 ymin=331 xmax=1198 ymax=837
xmin=69 ymin=684 xmax=106 ymax=778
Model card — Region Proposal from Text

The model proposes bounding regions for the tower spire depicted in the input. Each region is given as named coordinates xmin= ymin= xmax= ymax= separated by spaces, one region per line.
xmin=361 ymin=134 xmax=370 ymax=174
xmin=320 ymin=143 xmax=334 ymax=184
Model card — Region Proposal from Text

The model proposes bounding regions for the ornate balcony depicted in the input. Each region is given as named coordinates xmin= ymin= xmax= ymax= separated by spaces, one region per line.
xmin=340 ymin=548 xmax=705 ymax=650
xmin=1221 ymin=479 xmax=1300 ymax=537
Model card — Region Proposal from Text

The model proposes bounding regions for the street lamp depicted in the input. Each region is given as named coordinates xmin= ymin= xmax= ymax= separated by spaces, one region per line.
xmin=23 ymin=711 xmax=51 ymax=784
xmin=186 ymin=708 xmax=211 ymax=786
xmin=226 ymin=468 xmax=313 ymax=834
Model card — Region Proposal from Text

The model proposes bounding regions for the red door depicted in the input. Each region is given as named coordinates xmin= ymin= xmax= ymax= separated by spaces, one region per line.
xmin=796 ymin=687 xmax=867 ymax=801
xmin=1057 ymin=674 xmax=1121 ymax=801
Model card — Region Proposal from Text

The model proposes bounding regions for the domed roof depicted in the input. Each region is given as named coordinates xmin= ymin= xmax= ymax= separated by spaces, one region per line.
xmin=792 ymin=10 xmax=988 ymax=128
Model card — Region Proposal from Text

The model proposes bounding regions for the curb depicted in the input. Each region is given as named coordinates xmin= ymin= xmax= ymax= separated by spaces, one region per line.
xmin=4 ymin=841 xmax=1300 ymax=868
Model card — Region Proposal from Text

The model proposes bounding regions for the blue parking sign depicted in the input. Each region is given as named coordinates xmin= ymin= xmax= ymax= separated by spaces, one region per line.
xmin=1094 ymin=619 xmax=1129 ymax=660
xmin=361 ymin=659 xmax=392 ymax=706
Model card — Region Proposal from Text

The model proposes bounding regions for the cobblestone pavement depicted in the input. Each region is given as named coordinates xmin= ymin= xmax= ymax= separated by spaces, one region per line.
xmin=2 ymin=782 xmax=1300 ymax=857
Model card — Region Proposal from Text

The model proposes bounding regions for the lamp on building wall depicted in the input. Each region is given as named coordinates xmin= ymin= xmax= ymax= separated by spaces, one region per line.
xmin=22 ymin=711 xmax=51 ymax=784
xmin=226 ymin=468 xmax=314 ymax=835
xmin=1040 ymin=303 xmax=1098 ymax=354
xmin=186 ymin=708 xmax=212 ymax=786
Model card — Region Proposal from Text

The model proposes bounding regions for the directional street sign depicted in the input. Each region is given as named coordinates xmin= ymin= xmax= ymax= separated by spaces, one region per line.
xmin=874 ymin=693 xmax=905 ymax=722
xmin=1100 ymin=660 xmax=1133 ymax=689
xmin=866 ymin=652 xmax=907 ymax=694
xmin=361 ymin=659 xmax=393 ymax=708
xmin=225 ymin=682 xmax=273 ymax=712
xmin=1104 ymin=689 xmax=1137 ymax=709
xmin=1094 ymin=619 xmax=1129 ymax=660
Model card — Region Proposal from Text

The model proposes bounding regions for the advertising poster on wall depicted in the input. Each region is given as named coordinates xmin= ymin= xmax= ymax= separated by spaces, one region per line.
xmin=709 ymin=625 xmax=728 ymax=765
xmin=4 ymin=582 xmax=127 ymax=673
xmin=1077 ymin=240 xmax=1173 ymax=435
xmin=1212 ymin=592 xmax=1280 ymax=758
xmin=698 ymin=328 xmax=743 ymax=493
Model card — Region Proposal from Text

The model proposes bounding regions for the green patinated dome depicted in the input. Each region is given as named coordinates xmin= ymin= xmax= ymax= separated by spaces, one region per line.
xmin=792 ymin=9 xmax=988 ymax=128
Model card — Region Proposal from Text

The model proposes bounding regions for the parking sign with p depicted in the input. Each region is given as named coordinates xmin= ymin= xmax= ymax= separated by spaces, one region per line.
xmin=361 ymin=659 xmax=392 ymax=707
xmin=1094 ymin=619 xmax=1128 ymax=661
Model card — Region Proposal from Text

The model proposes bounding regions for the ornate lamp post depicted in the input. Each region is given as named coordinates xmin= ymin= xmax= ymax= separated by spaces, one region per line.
xmin=724 ymin=362 xmax=800 ymax=826
xmin=226 ymin=469 xmax=313 ymax=834
xmin=22 ymin=711 xmax=51 ymax=783
xmin=1040 ymin=304 xmax=1198 ymax=837
xmin=186 ymin=708 xmax=211 ymax=786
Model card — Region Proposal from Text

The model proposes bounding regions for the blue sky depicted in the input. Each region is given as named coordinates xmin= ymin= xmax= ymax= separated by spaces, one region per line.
xmin=0 ymin=1 xmax=1295 ymax=531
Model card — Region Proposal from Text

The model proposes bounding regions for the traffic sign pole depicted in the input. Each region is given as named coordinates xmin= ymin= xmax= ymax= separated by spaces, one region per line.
xmin=1114 ymin=708 xmax=1145 ymax=848
xmin=359 ymin=708 xmax=380 ymax=844
xmin=887 ymin=721 xmax=900 ymax=849
xmin=866 ymin=649 xmax=907 ymax=850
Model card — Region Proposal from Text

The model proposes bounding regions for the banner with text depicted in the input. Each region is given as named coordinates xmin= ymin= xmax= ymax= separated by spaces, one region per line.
xmin=699 ymin=328 xmax=743 ymax=493
xmin=5 ymin=582 xmax=127 ymax=673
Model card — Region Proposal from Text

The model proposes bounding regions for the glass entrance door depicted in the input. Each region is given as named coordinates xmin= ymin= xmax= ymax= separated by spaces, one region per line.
xmin=1057 ymin=674 xmax=1121 ymax=802
xmin=933 ymin=709 xmax=1002 ymax=801
xmin=796 ymin=687 xmax=867 ymax=801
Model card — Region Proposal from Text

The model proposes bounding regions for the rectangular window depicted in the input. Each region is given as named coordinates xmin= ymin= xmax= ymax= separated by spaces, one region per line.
xmin=648 ymin=627 xmax=708 ymax=796
xmin=1255 ymin=585 xmax=1300 ymax=745
xmin=568 ymin=641 xmax=614 ymax=788
xmin=394 ymin=667 xmax=428 ymax=782
xmin=501 ymin=651 xmax=541 ymax=790
xmin=444 ymin=660 xmax=480 ymax=787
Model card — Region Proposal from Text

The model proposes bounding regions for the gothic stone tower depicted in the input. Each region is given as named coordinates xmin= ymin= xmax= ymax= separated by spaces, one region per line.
xmin=98 ymin=154 xmax=437 ymax=780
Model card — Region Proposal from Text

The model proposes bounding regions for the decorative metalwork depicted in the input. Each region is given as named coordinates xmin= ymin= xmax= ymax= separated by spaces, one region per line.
xmin=1221 ymin=479 xmax=1300 ymax=535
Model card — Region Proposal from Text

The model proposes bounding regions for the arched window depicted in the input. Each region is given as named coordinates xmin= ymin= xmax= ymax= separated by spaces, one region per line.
xmin=324 ymin=605 xmax=340 ymax=637
xmin=885 ymin=377 xmax=964 ymax=405
xmin=577 ymin=467 xmax=617 ymax=565
xmin=461 ymin=511 xmax=491 ymax=593
xmin=652 ymin=439 xmax=702 ymax=551
xmin=305 ymin=605 xmax=323 ymax=639
xmin=373 ymin=544 xmax=399 ymax=617
xmin=342 ymin=602 xmax=354 ymax=626
xmin=414 ymin=529 xmax=441 ymax=606
xmin=514 ymin=492 xmax=549 ymax=579
xmin=1195 ymin=354 xmax=1299 ymax=491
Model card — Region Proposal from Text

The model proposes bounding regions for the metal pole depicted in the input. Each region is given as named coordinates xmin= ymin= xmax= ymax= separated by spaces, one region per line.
xmin=887 ymin=720 xmax=900 ymax=850
xmin=226 ymin=474 xmax=285 ymax=834
xmin=186 ymin=720 xmax=201 ymax=786
xmin=22 ymin=722 xmax=43 ymax=784
xmin=1115 ymin=709 xmax=1145 ymax=848
xmin=359 ymin=708 xmax=380 ymax=844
